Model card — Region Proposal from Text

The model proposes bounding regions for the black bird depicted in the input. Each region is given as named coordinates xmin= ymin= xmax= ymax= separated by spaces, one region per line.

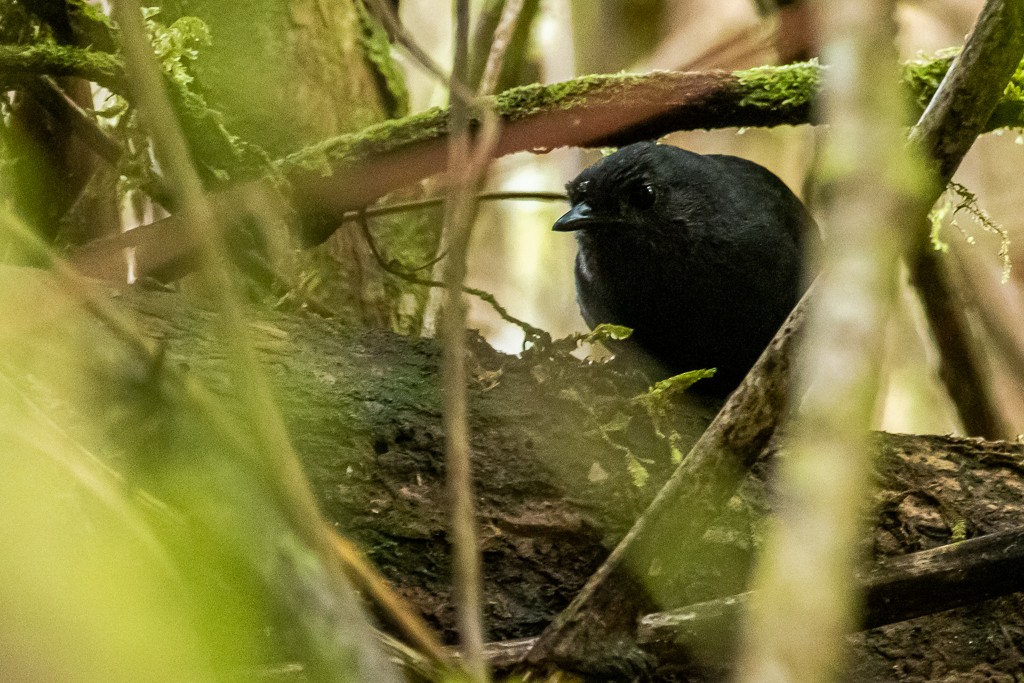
xmin=554 ymin=141 xmax=816 ymax=396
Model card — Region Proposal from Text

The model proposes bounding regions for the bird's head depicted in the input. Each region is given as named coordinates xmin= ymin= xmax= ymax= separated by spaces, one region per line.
xmin=553 ymin=141 xmax=703 ymax=238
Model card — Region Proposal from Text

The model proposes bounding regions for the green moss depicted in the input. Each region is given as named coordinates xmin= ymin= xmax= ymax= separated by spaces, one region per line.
xmin=280 ymin=106 xmax=449 ymax=173
xmin=902 ymin=48 xmax=959 ymax=112
xmin=635 ymin=369 xmax=716 ymax=464
xmin=139 ymin=10 xmax=273 ymax=181
xmin=353 ymin=0 xmax=409 ymax=118
xmin=944 ymin=181 xmax=1011 ymax=282
xmin=735 ymin=59 xmax=821 ymax=110
xmin=0 ymin=43 xmax=125 ymax=91
xmin=67 ymin=0 xmax=113 ymax=29
xmin=903 ymin=49 xmax=1024 ymax=131
xmin=249 ymin=49 xmax=1024 ymax=190
xmin=280 ymin=72 xmax=659 ymax=173
xmin=494 ymin=72 xmax=650 ymax=119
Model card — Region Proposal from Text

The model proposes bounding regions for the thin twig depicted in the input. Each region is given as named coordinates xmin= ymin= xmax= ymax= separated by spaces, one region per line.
xmin=362 ymin=0 xmax=477 ymax=106
xmin=356 ymin=202 xmax=550 ymax=345
xmin=342 ymin=190 xmax=567 ymax=225
xmin=951 ymin=244 xmax=1024 ymax=416
xmin=468 ymin=0 xmax=508 ymax=91
xmin=478 ymin=0 xmax=526 ymax=96
xmin=439 ymin=2 xmax=496 ymax=680
xmin=23 ymin=76 xmax=174 ymax=208
xmin=27 ymin=76 xmax=124 ymax=164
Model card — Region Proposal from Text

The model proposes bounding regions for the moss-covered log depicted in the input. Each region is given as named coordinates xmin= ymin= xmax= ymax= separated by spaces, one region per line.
xmin=5 ymin=266 xmax=1024 ymax=678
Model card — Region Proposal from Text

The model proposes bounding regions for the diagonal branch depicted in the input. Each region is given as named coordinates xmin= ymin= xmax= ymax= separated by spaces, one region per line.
xmin=905 ymin=0 xmax=1024 ymax=439
xmin=521 ymin=2 xmax=1024 ymax=678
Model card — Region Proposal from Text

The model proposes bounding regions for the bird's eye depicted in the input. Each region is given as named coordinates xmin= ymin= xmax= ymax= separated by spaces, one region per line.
xmin=626 ymin=183 xmax=657 ymax=210
xmin=569 ymin=180 xmax=591 ymax=204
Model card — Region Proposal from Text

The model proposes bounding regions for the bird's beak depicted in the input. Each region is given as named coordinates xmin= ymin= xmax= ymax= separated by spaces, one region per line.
xmin=552 ymin=202 xmax=595 ymax=232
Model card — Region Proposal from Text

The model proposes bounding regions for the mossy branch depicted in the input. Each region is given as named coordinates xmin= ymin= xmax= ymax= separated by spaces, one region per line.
xmin=0 ymin=43 xmax=126 ymax=92
xmin=282 ymin=55 xmax=1024 ymax=245
xmin=285 ymin=55 xmax=1024 ymax=175
xmin=5 ymin=45 xmax=1024 ymax=162
xmin=70 ymin=51 xmax=1024 ymax=282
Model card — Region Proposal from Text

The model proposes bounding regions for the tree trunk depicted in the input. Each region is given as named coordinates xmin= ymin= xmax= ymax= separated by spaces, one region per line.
xmin=157 ymin=0 xmax=438 ymax=331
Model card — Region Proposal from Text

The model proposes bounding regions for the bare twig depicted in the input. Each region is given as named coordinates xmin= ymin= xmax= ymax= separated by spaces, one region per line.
xmin=910 ymin=250 xmax=1009 ymax=436
xmin=357 ymin=212 xmax=549 ymax=344
xmin=954 ymin=243 xmax=1024 ymax=399
xmin=26 ymin=76 xmax=123 ymax=164
xmin=440 ymin=3 xmax=490 ymax=680
xmin=478 ymin=0 xmax=526 ymax=96
xmin=488 ymin=524 xmax=1024 ymax=670
xmin=344 ymin=190 xmax=567 ymax=225
xmin=23 ymin=76 xmax=174 ymax=208
xmin=643 ymin=524 xmax=1024 ymax=665
xmin=435 ymin=0 xmax=536 ymax=678
xmin=329 ymin=533 xmax=453 ymax=667
xmin=362 ymin=0 xmax=477 ymax=106
xmin=468 ymin=0 xmax=507 ymax=90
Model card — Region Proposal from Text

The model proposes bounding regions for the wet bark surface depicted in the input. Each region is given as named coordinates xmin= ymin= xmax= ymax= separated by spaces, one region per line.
xmin=83 ymin=281 xmax=1024 ymax=679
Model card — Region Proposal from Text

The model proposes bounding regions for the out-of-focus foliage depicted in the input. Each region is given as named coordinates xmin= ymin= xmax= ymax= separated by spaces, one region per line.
xmin=0 ymin=263 xmax=247 ymax=682
xmin=0 ymin=0 xmax=35 ymax=43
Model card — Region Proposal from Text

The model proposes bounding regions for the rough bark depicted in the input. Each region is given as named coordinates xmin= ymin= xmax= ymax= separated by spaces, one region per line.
xmin=149 ymin=0 xmax=432 ymax=332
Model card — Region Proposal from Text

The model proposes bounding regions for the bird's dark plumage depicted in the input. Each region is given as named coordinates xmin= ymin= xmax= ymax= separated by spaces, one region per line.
xmin=554 ymin=141 xmax=816 ymax=396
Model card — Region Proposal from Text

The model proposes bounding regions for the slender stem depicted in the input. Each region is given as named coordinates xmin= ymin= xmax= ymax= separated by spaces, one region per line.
xmin=358 ymin=214 xmax=550 ymax=344
xmin=344 ymin=190 xmax=567 ymax=224
xmin=440 ymin=2 xmax=491 ymax=681
xmin=363 ymin=0 xmax=477 ymax=105
xmin=734 ymin=1 xmax=928 ymax=680
xmin=468 ymin=0 xmax=507 ymax=91
xmin=478 ymin=0 xmax=526 ymax=96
